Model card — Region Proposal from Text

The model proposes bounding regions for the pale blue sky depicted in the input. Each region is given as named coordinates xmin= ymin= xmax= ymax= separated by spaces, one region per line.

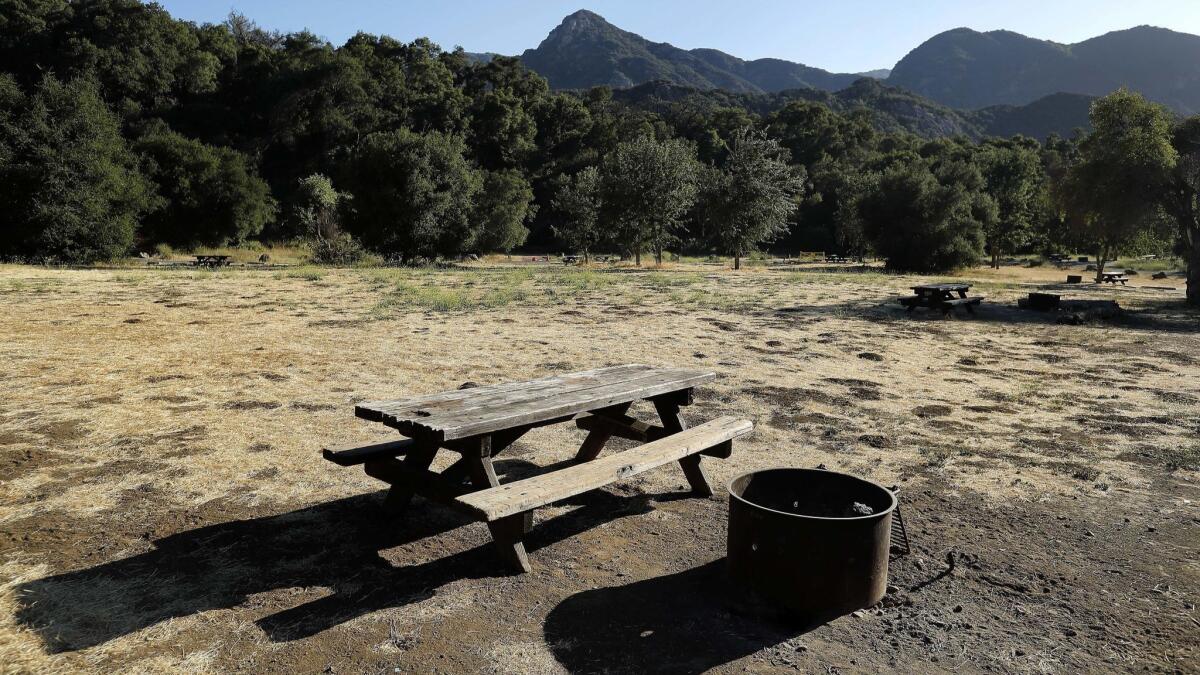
xmin=157 ymin=0 xmax=1200 ymax=73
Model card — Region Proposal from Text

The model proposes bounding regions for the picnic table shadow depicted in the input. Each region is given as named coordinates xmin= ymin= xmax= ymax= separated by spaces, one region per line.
xmin=15 ymin=458 xmax=665 ymax=651
xmin=776 ymin=295 xmax=1200 ymax=333
xmin=544 ymin=559 xmax=816 ymax=674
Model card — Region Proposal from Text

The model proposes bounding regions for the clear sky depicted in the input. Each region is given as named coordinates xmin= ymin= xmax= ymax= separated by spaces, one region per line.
xmin=156 ymin=0 xmax=1200 ymax=73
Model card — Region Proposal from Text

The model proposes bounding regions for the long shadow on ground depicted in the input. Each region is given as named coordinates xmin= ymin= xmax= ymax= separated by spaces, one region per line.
xmin=774 ymin=293 xmax=1200 ymax=333
xmin=544 ymin=560 xmax=813 ymax=674
xmin=15 ymin=459 xmax=659 ymax=651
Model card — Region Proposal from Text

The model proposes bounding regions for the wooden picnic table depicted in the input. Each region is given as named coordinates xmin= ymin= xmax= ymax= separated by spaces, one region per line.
xmin=325 ymin=364 xmax=752 ymax=572
xmin=194 ymin=254 xmax=232 ymax=267
xmin=899 ymin=283 xmax=983 ymax=315
xmin=1099 ymin=271 xmax=1129 ymax=285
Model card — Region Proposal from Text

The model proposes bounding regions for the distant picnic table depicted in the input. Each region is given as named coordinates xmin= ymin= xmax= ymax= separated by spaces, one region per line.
xmin=899 ymin=283 xmax=983 ymax=315
xmin=1099 ymin=271 xmax=1129 ymax=285
xmin=193 ymin=255 xmax=231 ymax=268
xmin=324 ymin=365 xmax=751 ymax=572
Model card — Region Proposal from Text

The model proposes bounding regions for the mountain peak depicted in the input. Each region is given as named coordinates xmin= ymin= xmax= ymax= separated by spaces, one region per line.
xmin=554 ymin=9 xmax=613 ymax=34
xmin=522 ymin=10 xmax=859 ymax=94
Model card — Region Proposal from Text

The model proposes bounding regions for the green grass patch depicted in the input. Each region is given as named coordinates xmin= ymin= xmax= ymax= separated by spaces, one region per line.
xmin=374 ymin=280 xmax=527 ymax=314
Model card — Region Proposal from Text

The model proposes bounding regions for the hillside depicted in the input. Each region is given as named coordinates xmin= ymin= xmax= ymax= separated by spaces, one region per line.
xmin=888 ymin=26 xmax=1200 ymax=113
xmin=519 ymin=10 xmax=861 ymax=94
xmin=611 ymin=79 xmax=1092 ymax=140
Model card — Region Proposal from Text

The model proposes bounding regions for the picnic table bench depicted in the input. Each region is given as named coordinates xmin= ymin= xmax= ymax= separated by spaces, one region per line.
xmin=193 ymin=254 xmax=232 ymax=268
xmin=898 ymin=283 xmax=983 ymax=316
xmin=324 ymin=365 xmax=752 ymax=572
xmin=1099 ymin=271 xmax=1129 ymax=285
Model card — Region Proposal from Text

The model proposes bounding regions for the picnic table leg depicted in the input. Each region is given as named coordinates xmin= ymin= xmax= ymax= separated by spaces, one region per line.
xmin=442 ymin=427 xmax=531 ymax=485
xmin=653 ymin=398 xmax=713 ymax=497
xmin=463 ymin=435 xmax=532 ymax=573
xmin=573 ymin=402 xmax=633 ymax=464
xmin=381 ymin=439 xmax=439 ymax=515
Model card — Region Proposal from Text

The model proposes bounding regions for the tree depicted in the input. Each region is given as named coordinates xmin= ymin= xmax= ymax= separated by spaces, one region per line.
xmin=53 ymin=0 xmax=222 ymax=117
xmin=470 ymin=170 xmax=535 ymax=253
xmin=1161 ymin=116 xmax=1200 ymax=305
xmin=701 ymin=128 xmax=805 ymax=269
xmin=0 ymin=75 xmax=155 ymax=263
xmin=340 ymin=128 xmax=481 ymax=261
xmin=859 ymin=163 xmax=986 ymax=273
xmin=980 ymin=139 xmax=1044 ymax=267
xmin=601 ymin=135 xmax=701 ymax=265
xmin=552 ymin=166 xmax=603 ymax=262
xmin=831 ymin=169 xmax=877 ymax=261
xmin=1058 ymin=90 xmax=1177 ymax=281
xmin=293 ymin=173 xmax=366 ymax=264
xmin=135 ymin=126 xmax=276 ymax=247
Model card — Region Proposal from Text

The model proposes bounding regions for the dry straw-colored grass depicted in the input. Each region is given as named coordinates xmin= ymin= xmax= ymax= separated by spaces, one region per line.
xmin=0 ymin=262 xmax=1197 ymax=672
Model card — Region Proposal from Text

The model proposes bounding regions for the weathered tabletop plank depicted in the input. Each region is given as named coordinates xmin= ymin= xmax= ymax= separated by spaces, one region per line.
xmin=356 ymin=364 xmax=653 ymax=422
xmin=913 ymin=283 xmax=969 ymax=293
xmin=357 ymin=365 xmax=715 ymax=442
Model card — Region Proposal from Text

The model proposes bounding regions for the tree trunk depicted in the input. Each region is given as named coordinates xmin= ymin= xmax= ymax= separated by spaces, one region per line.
xmin=654 ymin=246 xmax=663 ymax=266
xmin=1094 ymin=247 xmax=1107 ymax=283
xmin=634 ymin=250 xmax=641 ymax=267
xmin=734 ymin=255 xmax=741 ymax=270
xmin=1188 ymin=231 xmax=1199 ymax=306
xmin=991 ymin=250 xmax=1000 ymax=269
xmin=583 ymin=249 xmax=590 ymax=265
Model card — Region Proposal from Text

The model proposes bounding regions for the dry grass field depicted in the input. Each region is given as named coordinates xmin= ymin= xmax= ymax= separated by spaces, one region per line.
xmin=0 ymin=262 xmax=1197 ymax=674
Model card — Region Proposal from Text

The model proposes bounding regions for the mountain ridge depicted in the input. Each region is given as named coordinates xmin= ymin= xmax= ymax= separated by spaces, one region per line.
xmin=611 ymin=78 xmax=1094 ymax=140
xmin=888 ymin=24 xmax=1200 ymax=112
xmin=514 ymin=11 xmax=1199 ymax=117
xmin=518 ymin=10 xmax=865 ymax=94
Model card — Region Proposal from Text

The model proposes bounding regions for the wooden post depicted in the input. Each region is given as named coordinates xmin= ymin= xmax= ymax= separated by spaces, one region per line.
xmin=463 ymin=435 xmax=532 ymax=573
xmin=573 ymin=402 xmax=633 ymax=464
xmin=380 ymin=440 xmax=439 ymax=514
xmin=653 ymin=397 xmax=713 ymax=497
xmin=487 ymin=513 xmax=532 ymax=573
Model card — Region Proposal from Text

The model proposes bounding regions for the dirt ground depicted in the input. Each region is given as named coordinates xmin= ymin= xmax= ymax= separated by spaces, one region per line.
xmin=0 ymin=262 xmax=1197 ymax=674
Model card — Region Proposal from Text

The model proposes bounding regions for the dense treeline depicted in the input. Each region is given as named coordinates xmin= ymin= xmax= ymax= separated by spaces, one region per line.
xmin=0 ymin=1 xmax=1196 ymax=303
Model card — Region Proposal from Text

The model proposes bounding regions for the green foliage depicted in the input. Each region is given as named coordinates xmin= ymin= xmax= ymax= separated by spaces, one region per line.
xmin=0 ymin=75 xmax=155 ymax=263
xmin=979 ymin=138 xmax=1045 ymax=265
xmin=341 ymin=128 xmax=481 ymax=261
xmin=293 ymin=174 xmax=368 ymax=265
xmin=552 ymin=166 xmax=604 ymax=260
xmin=470 ymin=170 xmax=535 ymax=253
xmin=601 ymin=134 xmax=702 ymax=265
xmin=1058 ymin=90 xmax=1178 ymax=278
xmin=0 ymin=1 xmax=1185 ymax=278
xmin=135 ymin=125 xmax=276 ymax=247
xmin=701 ymin=128 xmax=805 ymax=268
xmin=1161 ymin=116 xmax=1200 ymax=305
xmin=859 ymin=162 xmax=986 ymax=272
xmin=53 ymin=0 xmax=220 ymax=117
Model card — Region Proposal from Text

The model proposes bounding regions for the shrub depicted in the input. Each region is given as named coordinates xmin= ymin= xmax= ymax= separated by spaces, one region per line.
xmin=134 ymin=124 xmax=276 ymax=247
xmin=341 ymin=129 xmax=481 ymax=261
xmin=859 ymin=164 xmax=985 ymax=272
xmin=0 ymin=75 xmax=155 ymax=263
xmin=310 ymin=231 xmax=368 ymax=265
